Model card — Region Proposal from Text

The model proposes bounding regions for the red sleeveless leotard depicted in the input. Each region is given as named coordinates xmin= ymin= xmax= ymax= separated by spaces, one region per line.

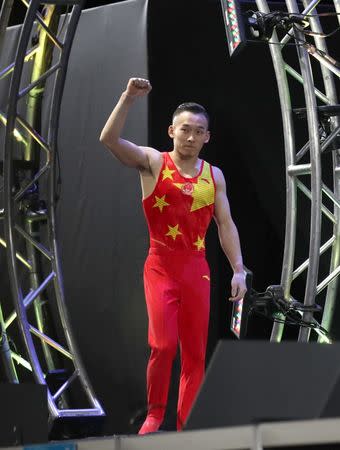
xmin=143 ymin=152 xmax=216 ymax=253
xmin=140 ymin=151 xmax=217 ymax=431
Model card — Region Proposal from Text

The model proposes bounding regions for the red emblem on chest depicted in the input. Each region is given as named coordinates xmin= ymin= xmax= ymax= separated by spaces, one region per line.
xmin=181 ymin=182 xmax=194 ymax=196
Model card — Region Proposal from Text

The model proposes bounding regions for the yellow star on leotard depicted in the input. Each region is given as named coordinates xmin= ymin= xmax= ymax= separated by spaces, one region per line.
xmin=190 ymin=178 xmax=214 ymax=212
xmin=162 ymin=165 xmax=175 ymax=181
xmin=173 ymin=162 xmax=215 ymax=212
xmin=166 ymin=224 xmax=182 ymax=241
xmin=193 ymin=235 xmax=205 ymax=251
xmin=152 ymin=195 xmax=170 ymax=212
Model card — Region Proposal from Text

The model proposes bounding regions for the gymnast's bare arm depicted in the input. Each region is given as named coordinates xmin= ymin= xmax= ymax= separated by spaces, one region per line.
xmin=99 ymin=78 xmax=161 ymax=176
xmin=213 ymin=166 xmax=247 ymax=302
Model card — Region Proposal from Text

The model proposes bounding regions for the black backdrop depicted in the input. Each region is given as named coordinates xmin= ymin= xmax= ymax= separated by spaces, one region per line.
xmin=148 ymin=0 xmax=340 ymax=344
xmin=1 ymin=0 xmax=339 ymax=437
xmin=148 ymin=0 xmax=287 ymax=346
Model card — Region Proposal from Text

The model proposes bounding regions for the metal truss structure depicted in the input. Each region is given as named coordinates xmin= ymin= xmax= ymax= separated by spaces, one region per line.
xmin=253 ymin=0 xmax=340 ymax=342
xmin=0 ymin=0 xmax=104 ymax=422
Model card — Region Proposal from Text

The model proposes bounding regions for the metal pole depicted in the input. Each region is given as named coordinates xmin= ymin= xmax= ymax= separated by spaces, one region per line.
xmin=255 ymin=0 xmax=297 ymax=342
xmin=301 ymin=0 xmax=340 ymax=341
xmin=2 ymin=0 xmax=104 ymax=420
xmin=0 ymin=302 xmax=18 ymax=383
xmin=23 ymin=3 xmax=62 ymax=374
xmin=333 ymin=0 xmax=340 ymax=26
xmin=282 ymin=0 xmax=322 ymax=342
xmin=0 ymin=0 xmax=15 ymax=57
xmin=25 ymin=217 xmax=56 ymax=371
xmin=47 ymin=3 xmax=104 ymax=413
xmin=4 ymin=0 xmax=59 ymax=417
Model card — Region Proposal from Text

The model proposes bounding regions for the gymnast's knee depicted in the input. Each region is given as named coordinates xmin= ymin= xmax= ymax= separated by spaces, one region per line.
xmin=149 ymin=341 xmax=177 ymax=362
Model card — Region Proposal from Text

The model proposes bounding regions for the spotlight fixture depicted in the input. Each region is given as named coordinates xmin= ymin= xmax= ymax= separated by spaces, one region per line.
xmin=220 ymin=0 xmax=310 ymax=58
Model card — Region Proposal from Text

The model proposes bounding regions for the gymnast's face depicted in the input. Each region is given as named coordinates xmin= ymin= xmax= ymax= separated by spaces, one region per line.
xmin=168 ymin=111 xmax=210 ymax=158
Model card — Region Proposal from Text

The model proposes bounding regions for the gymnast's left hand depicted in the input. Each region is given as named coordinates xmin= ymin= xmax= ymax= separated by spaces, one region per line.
xmin=229 ymin=272 xmax=247 ymax=302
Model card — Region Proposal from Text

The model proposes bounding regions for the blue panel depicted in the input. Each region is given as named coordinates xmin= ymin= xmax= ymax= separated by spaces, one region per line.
xmin=24 ymin=444 xmax=77 ymax=450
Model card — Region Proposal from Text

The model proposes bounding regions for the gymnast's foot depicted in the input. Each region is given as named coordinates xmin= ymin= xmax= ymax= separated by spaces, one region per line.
xmin=138 ymin=416 xmax=162 ymax=435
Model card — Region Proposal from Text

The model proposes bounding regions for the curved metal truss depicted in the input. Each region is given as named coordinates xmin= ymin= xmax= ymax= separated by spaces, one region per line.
xmin=0 ymin=0 xmax=104 ymax=421
xmin=254 ymin=0 xmax=340 ymax=342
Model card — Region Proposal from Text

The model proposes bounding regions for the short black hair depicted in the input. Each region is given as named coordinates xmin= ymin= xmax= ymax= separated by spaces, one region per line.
xmin=172 ymin=102 xmax=209 ymax=126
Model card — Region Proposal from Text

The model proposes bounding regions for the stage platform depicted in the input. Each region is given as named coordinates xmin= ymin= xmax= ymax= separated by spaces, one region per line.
xmin=3 ymin=417 xmax=340 ymax=450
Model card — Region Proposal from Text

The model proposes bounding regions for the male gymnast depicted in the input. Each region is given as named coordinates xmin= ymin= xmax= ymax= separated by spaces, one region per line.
xmin=100 ymin=77 xmax=247 ymax=434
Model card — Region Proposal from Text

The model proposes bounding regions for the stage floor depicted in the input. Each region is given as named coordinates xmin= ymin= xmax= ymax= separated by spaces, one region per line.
xmin=3 ymin=417 xmax=340 ymax=450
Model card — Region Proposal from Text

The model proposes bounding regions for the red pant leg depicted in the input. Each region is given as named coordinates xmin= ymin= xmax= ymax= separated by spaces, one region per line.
xmin=143 ymin=254 xmax=180 ymax=422
xmin=177 ymin=256 xmax=210 ymax=429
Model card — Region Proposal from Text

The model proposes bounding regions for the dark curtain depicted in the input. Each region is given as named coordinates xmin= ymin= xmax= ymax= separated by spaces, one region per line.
xmin=54 ymin=0 xmax=149 ymax=434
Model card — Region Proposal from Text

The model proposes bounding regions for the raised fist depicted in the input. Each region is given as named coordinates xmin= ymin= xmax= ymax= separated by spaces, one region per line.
xmin=126 ymin=78 xmax=152 ymax=98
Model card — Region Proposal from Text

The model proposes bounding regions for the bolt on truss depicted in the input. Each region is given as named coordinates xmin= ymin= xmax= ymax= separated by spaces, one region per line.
xmin=0 ymin=0 xmax=104 ymax=421
xmin=254 ymin=0 xmax=340 ymax=342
